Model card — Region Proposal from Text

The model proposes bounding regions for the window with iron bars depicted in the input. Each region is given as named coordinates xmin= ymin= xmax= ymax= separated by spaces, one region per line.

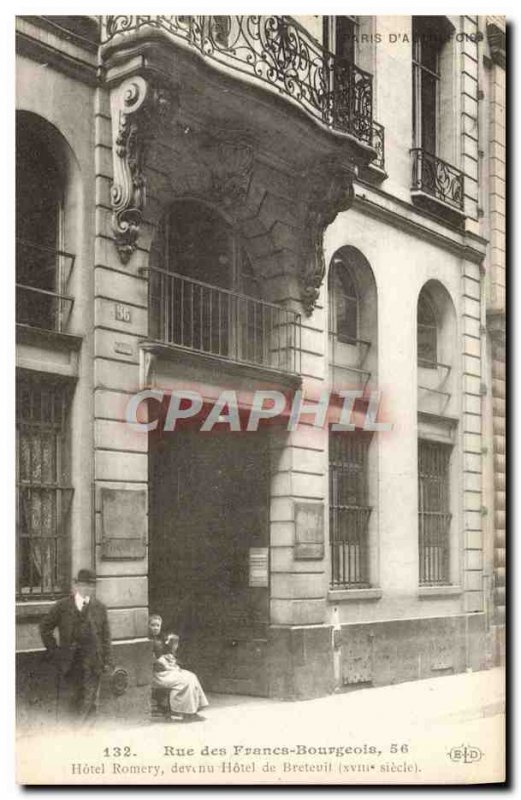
xmin=16 ymin=377 xmax=74 ymax=599
xmin=329 ymin=431 xmax=372 ymax=588
xmin=418 ymin=440 xmax=452 ymax=585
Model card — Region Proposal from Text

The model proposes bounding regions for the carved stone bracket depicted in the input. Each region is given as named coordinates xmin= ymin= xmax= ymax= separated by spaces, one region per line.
xmin=486 ymin=20 xmax=506 ymax=69
xmin=299 ymin=160 xmax=356 ymax=315
xmin=487 ymin=309 xmax=506 ymax=359
xmin=139 ymin=343 xmax=157 ymax=389
xmin=110 ymin=76 xmax=174 ymax=264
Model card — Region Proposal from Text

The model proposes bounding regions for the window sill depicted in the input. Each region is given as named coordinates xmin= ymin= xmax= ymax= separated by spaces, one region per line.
xmin=359 ymin=162 xmax=388 ymax=184
xmin=16 ymin=323 xmax=83 ymax=351
xmin=328 ymin=588 xmax=382 ymax=602
xmin=418 ymin=585 xmax=462 ymax=598
xmin=139 ymin=339 xmax=302 ymax=389
xmin=410 ymin=190 xmax=466 ymax=227
xmin=16 ymin=600 xmax=58 ymax=620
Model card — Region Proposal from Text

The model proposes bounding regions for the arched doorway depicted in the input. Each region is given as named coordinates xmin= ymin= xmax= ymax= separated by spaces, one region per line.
xmin=147 ymin=201 xmax=272 ymax=696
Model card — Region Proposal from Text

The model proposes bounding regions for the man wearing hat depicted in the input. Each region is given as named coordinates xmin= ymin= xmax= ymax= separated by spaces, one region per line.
xmin=40 ymin=568 xmax=112 ymax=723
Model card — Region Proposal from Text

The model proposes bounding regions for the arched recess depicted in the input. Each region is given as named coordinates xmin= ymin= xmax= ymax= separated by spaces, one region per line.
xmin=16 ymin=110 xmax=82 ymax=332
xmin=327 ymin=245 xmax=378 ymax=393
xmin=416 ymin=279 xmax=460 ymax=589
xmin=108 ymin=74 xmax=358 ymax=317
xmin=147 ymin=198 xmax=298 ymax=371
xmin=416 ymin=279 xmax=458 ymax=417
xmin=327 ymin=245 xmax=379 ymax=590
xmin=137 ymin=130 xmax=300 ymax=308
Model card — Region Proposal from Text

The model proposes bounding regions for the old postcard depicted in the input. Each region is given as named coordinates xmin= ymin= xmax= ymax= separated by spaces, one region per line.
xmin=14 ymin=11 xmax=506 ymax=786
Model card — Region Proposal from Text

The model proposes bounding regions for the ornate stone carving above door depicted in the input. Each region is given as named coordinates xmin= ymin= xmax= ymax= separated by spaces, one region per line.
xmin=109 ymin=75 xmax=356 ymax=317
xmin=199 ymin=132 xmax=254 ymax=210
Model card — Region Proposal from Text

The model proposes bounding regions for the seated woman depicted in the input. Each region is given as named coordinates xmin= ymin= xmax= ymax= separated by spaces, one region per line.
xmin=152 ymin=633 xmax=209 ymax=722
xmin=148 ymin=614 xmax=166 ymax=659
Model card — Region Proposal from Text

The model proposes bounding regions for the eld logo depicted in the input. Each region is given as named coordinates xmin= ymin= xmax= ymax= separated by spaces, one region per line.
xmin=448 ymin=745 xmax=483 ymax=764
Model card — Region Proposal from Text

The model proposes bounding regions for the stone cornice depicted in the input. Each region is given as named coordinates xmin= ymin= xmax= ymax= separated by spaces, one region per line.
xmin=29 ymin=15 xmax=99 ymax=51
xmin=15 ymin=28 xmax=98 ymax=86
xmin=353 ymin=190 xmax=487 ymax=265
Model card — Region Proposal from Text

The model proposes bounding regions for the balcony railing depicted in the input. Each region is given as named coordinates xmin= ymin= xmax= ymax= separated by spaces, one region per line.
xmin=371 ymin=121 xmax=385 ymax=171
xmin=16 ymin=240 xmax=75 ymax=333
xmin=411 ymin=149 xmax=464 ymax=211
xmin=148 ymin=267 xmax=301 ymax=375
xmin=102 ymin=15 xmax=373 ymax=145
xmin=418 ymin=359 xmax=452 ymax=415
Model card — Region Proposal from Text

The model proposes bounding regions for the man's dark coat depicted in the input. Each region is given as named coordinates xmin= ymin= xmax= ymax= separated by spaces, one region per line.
xmin=40 ymin=596 xmax=112 ymax=675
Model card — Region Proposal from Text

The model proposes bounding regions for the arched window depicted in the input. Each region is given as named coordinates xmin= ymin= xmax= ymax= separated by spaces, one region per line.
xmin=149 ymin=201 xmax=265 ymax=363
xmin=16 ymin=115 xmax=65 ymax=330
xmin=417 ymin=290 xmax=437 ymax=365
xmin=329 ymin=256 xmax=358 ymax=343
xmin=327 ymin=247 xmax=378 ymax=590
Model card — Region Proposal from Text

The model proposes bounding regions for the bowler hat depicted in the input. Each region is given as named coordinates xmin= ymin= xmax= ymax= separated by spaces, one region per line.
xmin=75 ymin=568 xmax=97 ymax=584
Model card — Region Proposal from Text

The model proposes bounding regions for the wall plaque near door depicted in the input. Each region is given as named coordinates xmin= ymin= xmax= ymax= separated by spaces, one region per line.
xmin=294 ymin=501 xmax=325 ymax=559
xmin=249 ymin=548 xmax=269 ymax=587
xmin=101 ymin=488 xmax=147 ymax=559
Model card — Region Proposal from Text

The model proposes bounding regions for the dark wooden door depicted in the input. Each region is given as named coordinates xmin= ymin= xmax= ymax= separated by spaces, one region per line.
xmin=149 ymin=430 xmax=270 ymax=695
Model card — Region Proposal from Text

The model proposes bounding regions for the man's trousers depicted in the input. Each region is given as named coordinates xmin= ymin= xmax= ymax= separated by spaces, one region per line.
xmin=58 ymin=656 xmax=102 ymax=724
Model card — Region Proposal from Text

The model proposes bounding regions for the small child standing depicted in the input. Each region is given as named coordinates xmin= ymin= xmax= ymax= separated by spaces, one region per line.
xmin=152 ymin=633 xmax=209 ymax=721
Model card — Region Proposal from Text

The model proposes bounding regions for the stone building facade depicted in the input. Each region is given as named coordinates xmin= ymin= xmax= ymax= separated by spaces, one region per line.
xmin=15 ymin=14 xmax=506 ymax=720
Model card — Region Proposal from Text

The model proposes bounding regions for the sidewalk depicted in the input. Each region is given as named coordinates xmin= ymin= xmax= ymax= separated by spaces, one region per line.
xmin=16 ymin=667 xmax=506 ymax=785
xmin=198 ymin=665 xmax=505 ymax=733
xmin=20 ymin=665 xmax=506 ymax=736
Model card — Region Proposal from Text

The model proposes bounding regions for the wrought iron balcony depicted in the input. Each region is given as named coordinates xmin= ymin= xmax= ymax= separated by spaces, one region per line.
xmin=371 ymin=121 xmax=385 ymax=171
xmin=148 ymin=267 xmax=301 ymax=375
xmin=16 ymin=240 xmax=75 ymax=333
xmin=102 ymin=15 xmax=373 ymax=145
xmin=411 ymin=149 xmax=464 ymax=211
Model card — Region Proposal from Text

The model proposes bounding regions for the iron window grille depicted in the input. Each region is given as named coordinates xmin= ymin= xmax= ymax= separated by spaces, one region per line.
xmin=16 ymin=116 xmax=75 ymax=332
xmin=418 ymin=440 xmax=452 ymax=585
xmin=16 ymin=378 xmax=74 ymax=599
xmin=410 ymin=148 xmax=464 ymax=211
xmin=16 ymin=240 xmax=75 ymax=332
xmin=371 ymin=121 xmax=385 ymax=171
xmin=329 ymin=432 xmax=372 ymax=588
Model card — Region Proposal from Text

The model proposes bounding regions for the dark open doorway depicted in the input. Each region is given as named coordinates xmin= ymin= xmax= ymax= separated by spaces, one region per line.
xmin=149 ymin=428 xmax=270 ymax=696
